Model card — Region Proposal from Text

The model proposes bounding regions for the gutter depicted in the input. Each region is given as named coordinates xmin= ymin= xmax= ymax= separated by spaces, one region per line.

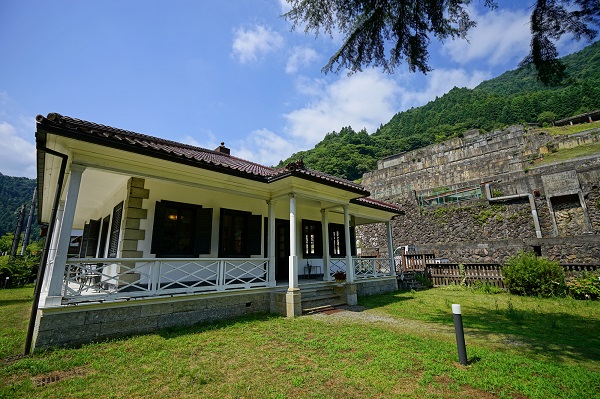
xmin=484 ymin=184 xmax=542 ymax=239
xmin=24 ymin=146 xmax=68 ymax=355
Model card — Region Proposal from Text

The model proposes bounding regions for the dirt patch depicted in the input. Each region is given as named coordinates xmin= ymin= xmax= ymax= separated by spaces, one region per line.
xmin=31 ymin=366 xmax=91 ymax=388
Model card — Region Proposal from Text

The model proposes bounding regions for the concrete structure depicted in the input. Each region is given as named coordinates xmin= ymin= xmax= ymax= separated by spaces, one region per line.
xmin=361 ymin=124 xmax=600 ymax=264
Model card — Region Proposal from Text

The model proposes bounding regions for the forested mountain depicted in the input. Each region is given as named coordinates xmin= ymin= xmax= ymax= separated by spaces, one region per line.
xmin=0 ymin=173 xmax=38 ymax=240
xmin=278 ymin=41 xmax=600 ymax=181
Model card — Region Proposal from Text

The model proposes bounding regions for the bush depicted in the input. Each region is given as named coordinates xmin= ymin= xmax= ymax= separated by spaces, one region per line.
xmin=566 ymin=272 xmax=600 ymax=300
xmin=502 ymin=251 xmax=565 ymax=297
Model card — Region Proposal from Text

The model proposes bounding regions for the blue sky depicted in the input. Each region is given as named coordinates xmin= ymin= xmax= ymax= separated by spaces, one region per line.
xmin=0 ymin=0 xmax=593 ymax=178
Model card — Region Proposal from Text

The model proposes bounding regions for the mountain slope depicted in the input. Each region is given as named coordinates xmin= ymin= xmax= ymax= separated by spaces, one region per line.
xmin=278 ymin=41 xmax=600 ymax=181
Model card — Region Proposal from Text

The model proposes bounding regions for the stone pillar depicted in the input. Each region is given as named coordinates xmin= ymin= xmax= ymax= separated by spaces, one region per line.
xmin=267 ymin=200 xmax=277 ymax=287
xmin=45 ymin=164 xmax=85 ymax=307
xmin=120 ymin=178 xmax=148 ymax=258
xmin=321 ymin=209 xmax=331 ymax=281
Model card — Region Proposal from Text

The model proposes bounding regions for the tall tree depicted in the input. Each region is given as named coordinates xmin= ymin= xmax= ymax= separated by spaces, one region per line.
xmin=284 ymin=0 xmax=600 ymax=84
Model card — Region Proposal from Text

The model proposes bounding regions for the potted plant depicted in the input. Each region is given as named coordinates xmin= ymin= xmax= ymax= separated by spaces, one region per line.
xmin=333 ymin=271 xmax=346 ymax=283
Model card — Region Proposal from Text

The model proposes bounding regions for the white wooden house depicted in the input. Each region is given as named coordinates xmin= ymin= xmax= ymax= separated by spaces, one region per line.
xmin=29 ymin=113 xmax=402 ymax=350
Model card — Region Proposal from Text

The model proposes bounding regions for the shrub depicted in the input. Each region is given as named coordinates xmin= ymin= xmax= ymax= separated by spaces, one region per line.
xmin=566 ymin=272 xmax=600 ymax=300
xmin=502 ymin=251 xmax=565 ymax=297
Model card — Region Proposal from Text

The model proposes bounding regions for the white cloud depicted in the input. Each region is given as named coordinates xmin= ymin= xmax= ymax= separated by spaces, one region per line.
xmin=286 ymin=46 xmax=319 ymax=74
xmin=397 ymin=68 xmax=492 ymax=110
xmin=0 ymin=122 xmax=36 ymax=178
xmin=443 ymin=7 xmax=531 ymax=67
xmin=284 ymin=69 xmax=400 ymax=144
xmin=232 ymin=25 xmax=284 ymax=63
xmin=181 ymin=131 xmax=219 ymax=152
xmin=234 ymin=128 xmax=296 ymax=167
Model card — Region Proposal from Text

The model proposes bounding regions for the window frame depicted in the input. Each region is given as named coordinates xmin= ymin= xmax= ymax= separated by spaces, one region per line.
xmin=219 ymin=208 xmax=262 ymax=258
xmin=302 ymin=219 xmax=323 ymax=258
xmin=151 ymin=200 xmax=213 ymax=258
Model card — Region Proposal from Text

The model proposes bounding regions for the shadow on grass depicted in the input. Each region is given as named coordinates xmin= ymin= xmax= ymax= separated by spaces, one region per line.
xmin=0 ymin=298 xmax=34 ymax=307
xmin=422 ymin=305 xmax=600 ymax=364
xmin=358 ymin=288 xmax=427 ymax=309
xmin=156 ymin=312 xmax=278 ymax=340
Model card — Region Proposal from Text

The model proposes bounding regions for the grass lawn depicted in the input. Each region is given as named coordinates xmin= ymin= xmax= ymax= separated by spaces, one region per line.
xmin=1 ymin=286 xmax=599 ymax=398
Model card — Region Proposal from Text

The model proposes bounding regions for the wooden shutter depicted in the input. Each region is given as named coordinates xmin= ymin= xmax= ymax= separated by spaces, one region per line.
xmin=108 ymin=202 xmax=123 ymax=258
xmin=79 ymin=223 xmax=90 ymax=258
xmin=247 ymin=214 xmax=262 ymax=255
xmin=98 ymin=216 xmax=110 ymax=258
xmin=85 ymin=219 xmax=101 ymax=257
xmin=194 ymin=207 xmax=213 ymax=255
xmin=315 ymin=221 xmax=323 ymax=257
xmin=150 ymin=201 xmax=165 ymax=255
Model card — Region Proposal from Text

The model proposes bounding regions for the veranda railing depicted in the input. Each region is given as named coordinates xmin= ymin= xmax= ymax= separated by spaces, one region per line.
xmin=62 ymin=258 xmax=269 ymax=304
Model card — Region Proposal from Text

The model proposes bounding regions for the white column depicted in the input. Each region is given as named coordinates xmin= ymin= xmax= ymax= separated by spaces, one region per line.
xmin=343 ymin=205 xmax=354 ymax=283
xmin=45 ymin=164 xmax=86 ymax=307
xmin=267 ymin=200 xmax=277 ymax=287
xmin=40 ymin=201 xmax=65 ymax=299
xmin=288 ymin=194 xmax=298 ymax=289
xmin=387 ymin=220 xmax=396 ymax=276
xmin=321 ymin=209 xmax=331 ymax=281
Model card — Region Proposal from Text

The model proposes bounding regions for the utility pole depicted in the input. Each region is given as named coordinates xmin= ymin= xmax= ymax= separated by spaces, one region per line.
xmin=21 ymin=187 xmax=37 ymax=255
xmin=10 ymin=204 xmax=26 ymax=257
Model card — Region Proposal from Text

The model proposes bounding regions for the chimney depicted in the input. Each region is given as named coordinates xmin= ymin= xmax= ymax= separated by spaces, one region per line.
xmin=214 ymin=142 xmax=230 ymax=155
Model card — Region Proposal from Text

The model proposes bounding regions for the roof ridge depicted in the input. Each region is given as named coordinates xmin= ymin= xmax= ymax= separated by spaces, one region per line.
xmin=43 ymin=113 xmax=251 ymax=161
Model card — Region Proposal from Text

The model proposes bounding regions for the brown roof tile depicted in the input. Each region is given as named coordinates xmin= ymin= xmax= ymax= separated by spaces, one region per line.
xmin=36 ymin=113 xmax=399 ymax=213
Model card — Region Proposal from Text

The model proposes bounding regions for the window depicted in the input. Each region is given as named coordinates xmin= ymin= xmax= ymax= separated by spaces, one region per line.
xmin=302 ymin=219 xmax=322 ymax=258
xmin=97 ymin=215 xmax=111 ymax=258
xmin=151 ymin=200 xmax=213 ymax=257
xmin=219 ymin=208 xmax=261 ymax=257
xmin=329 ymin=223 xmax=345 ymax=257
xmin=328 ymin=223 xmax=356 ymax=257
xmin=79 ymin=219 xmax=101 ymax=257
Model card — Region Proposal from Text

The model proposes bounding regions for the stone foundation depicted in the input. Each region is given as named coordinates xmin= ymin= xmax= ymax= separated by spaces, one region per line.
xmin=33 ymin=279 xmax=399 ymax=350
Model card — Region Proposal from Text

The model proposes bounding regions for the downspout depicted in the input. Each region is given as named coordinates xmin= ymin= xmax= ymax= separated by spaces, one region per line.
xmin=24 ymin=146 xmax=68 ymax=355
xmin=484 ymin=184 xmax=542 ymax=239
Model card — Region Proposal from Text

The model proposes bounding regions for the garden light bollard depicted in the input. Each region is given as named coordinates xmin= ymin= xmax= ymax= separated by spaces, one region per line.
xmin=4 ymin=277 xmax=8 ymax=289
xmin=452 ymin=304 xmax=468 ymax=366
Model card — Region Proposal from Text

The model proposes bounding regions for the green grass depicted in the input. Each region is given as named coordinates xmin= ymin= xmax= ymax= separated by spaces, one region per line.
xmin=530 ymin=119 xmax=600 ymax=136
xmin=536 ymin=141 xmax=600 ymax=166
xmin=0 ymin=285 xmax=33 ymax=360
xmin=1 ymin=286 xmax=599 ymax=398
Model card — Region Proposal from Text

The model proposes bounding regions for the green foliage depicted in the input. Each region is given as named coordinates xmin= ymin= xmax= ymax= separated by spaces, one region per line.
xmin=503 ymin=252 xmax=566 ymax=297
xmin=0 ymin=174 xmax=39 ymax=241
xmin=278 ymin=42 xmax=600 ymax=181
xmin=537 ymin=111 xmax=557 ymax=125
xmin=414 ymin=271 xmax=433 ymax=289
xmin=0 ymin=233 xmax=14 ymax=253
xmin=566 ymin=271 xmax=600 ymax=300
xmin=0 ymin=240 xmax=42 ymax=288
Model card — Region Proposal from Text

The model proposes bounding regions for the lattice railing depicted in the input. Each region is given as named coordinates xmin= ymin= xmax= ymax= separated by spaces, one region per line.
xmin=354 ymin=257 xmax=393 ymax=279
xmin=328 ymin=257 xmax=394 ymax=280
xmin=63 ymin=258 xmax=269 ymax=304
xmin=329 ymin=258 xmax=346 ymax=279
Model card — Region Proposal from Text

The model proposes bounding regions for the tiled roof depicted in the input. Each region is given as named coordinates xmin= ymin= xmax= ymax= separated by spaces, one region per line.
xmin=36 ymin=113 xmax=401 ymax=213
xmin=37 ymin=113 xmax=366 ymax=192
xmin=351 ymin=197 xmax=404 ymax=214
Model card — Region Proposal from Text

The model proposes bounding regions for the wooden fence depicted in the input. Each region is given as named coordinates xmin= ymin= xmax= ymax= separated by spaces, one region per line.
xmin=421 ymin=263 xmax=599 ymax=288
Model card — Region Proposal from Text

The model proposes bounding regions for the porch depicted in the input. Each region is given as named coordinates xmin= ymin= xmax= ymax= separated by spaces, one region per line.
xmin=60 ymin=256 xmax=396 ymax=305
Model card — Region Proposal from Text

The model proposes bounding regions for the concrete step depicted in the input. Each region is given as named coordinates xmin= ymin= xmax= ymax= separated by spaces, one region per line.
xmin=302 ymin=302 xmax=347 ymax=315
